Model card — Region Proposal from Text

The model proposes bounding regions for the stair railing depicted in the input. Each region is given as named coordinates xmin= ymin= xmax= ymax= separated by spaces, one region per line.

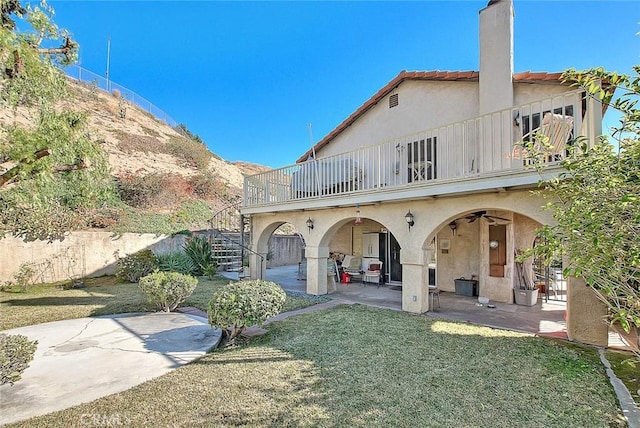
xmin=210 ymin=201 xmax=264 ymax=280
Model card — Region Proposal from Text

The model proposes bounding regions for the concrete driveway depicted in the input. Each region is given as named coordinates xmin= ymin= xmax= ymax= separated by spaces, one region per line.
xmin=0 ymin=312 xmax=221 ymax=425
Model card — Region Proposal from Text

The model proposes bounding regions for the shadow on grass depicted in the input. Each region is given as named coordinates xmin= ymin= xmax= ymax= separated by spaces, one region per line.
xmin=0 ymin=274 xmax=321 ymax=332
xmin=0 ymin=280 xmax=151 ymax=330
xmin=2 ymin=294 xmax=137 ymax=307
xmin=193 ymin=347 xmax=296 ymax=366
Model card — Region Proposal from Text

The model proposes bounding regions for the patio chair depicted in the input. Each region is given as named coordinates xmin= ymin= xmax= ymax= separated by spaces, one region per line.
xmin=342 ymin=255 xmax=363 ymax=283
xmin=363 ymin=260 xmax=383 ymax=286
xmin=513 ymin=112 xmax=574 ymax=164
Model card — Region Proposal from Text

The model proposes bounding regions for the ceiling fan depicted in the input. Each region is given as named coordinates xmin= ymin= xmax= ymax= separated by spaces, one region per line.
xmin=459 ymin=211 xmax=511 ymax=224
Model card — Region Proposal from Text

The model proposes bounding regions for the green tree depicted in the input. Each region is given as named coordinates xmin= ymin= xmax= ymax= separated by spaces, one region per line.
xmin=0 ymin=0 xmax=115 ymax=240
xmin=530 ymin=65 xmax=639 ymax=352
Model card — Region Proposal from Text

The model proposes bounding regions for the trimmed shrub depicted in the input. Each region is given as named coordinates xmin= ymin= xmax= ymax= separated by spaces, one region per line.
xmin=139 ymin=271 xmax=198 ymax=312
xmin=0 ymin=333 xmax=38 ymax=385
xmin=115 ymin=249 xmax=159 ymax=283
xmin=208 ymin=280 xmax=286 ymax=342
xmin=156 ymin=251 xmax=195 ymax=275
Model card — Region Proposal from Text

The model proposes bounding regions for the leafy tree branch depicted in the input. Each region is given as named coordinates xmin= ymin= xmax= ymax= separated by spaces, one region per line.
xmin=527 ymin=65 xmax=639 ymax=354
xmin=0 ymin=1 xmax=113 ymax=240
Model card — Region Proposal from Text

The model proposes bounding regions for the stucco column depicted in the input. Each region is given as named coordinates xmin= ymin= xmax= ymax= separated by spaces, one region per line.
xmin=249 ymin=242 xmax=268 ymax=280
xmin=305 ymin=245 xmax=330 ymax=296
xmin=401 ymin=249 xmax=428 ymax=313
xmin=566 ymin=277 xmax=608 ymax=347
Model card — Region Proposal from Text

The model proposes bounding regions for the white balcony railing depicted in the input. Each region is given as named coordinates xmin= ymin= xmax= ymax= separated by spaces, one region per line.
xmin=244 ymin=89 xmax=595 ymax=208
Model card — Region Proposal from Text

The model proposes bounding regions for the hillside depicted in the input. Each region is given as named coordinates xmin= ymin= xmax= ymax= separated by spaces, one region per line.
xmin=67 ymin=80 xmax=269 ymax=192
xmin=1 ymin=78 xmax=272 ymax=234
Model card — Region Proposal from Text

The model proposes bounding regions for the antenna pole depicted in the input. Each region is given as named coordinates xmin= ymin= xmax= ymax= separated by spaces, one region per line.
xmin=105 ymin=37 xmax=111 ymax=92
xmin=308 ymin=123 xmax=316 ymax=159
xmin=308 ymin=123 xmax=321 ymax=195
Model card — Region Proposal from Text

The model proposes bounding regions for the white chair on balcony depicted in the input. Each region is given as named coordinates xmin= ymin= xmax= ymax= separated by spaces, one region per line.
xmin=363 ymin=260 xmax=383 ymax=286
xmin=513 ymin=112 xmax=574 ymax=164
xmin=408 ymin=160 xmax=432 ymax=183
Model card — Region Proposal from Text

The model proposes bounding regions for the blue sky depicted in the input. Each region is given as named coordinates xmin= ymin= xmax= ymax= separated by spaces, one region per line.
xmin=49 ymin=1 xmax=638 ymax=168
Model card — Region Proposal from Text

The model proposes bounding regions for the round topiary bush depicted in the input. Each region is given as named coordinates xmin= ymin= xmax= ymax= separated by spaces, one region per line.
xmin=0 ymin=333 xmax=38 ymax=385
xmin=115 ymin=249 xmax=159 ymax=283
xmin=208 ymin=280 xmax=286 ymax=342
xmin=138 ymin=271 xmax=198 ymax=312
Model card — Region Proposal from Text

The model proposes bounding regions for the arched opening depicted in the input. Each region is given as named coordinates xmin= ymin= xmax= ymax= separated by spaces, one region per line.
xmin=429 ymin=209 xmax=539 ymax=304
xmin=246 ymin=213 xmax=403 ymax=310
xmin=247 ymin=219 xmax=307 ymax=286
xmin=323 ymin=216 xmax=402 ymax=287
xmin=265 ymin=223 xmax=304 ymax=270
xmin=319 ymin=215 xmax=403 ymax=309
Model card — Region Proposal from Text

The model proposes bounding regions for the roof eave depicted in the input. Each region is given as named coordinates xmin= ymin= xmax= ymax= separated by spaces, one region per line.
xmin=297 ymin=70 xmax=569 ymax=163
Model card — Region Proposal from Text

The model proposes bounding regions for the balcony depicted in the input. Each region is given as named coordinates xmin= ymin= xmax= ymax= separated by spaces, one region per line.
xmin=243 ymin=89 xmax=600 ymax=214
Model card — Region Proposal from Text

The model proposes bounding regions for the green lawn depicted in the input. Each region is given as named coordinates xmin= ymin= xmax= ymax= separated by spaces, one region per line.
xmin=7 ymin=305 xmax=626 ymax=428
xmin=606 ymin=349 xmax=640 ymax=405
xmin=0 ymin=275 xmax=322 ymax=331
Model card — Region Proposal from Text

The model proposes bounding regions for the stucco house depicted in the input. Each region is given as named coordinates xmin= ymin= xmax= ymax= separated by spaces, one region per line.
xmin=238 ymin=0 xmax=607 ymax=345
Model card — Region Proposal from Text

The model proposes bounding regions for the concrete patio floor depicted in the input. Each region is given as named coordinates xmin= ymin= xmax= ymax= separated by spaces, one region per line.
xmin=223 ymin=264 xmax=628 ymax=347
xmin=221 ymin=264 xmax=567 ymax=338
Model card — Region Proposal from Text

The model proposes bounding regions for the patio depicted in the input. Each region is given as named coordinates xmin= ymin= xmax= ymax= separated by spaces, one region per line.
xmin=223 ymin=264 xmax=568 ymax=338
xmin=220 ymin=264 xmax=632 ymax=349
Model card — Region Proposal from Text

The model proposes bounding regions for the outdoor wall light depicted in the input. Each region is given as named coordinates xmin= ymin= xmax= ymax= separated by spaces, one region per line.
xmin=306 ymin=218 xmax=314 ymax=232
xmin=405 ymin=210 xmax=415 ymax=230
xmin=489 ymin=240 xmax=499 ymax=249
xmin=448 ymin=221 xmax=457 ymax=236
xmin=354 ymin=204 xmax=363 ymax=226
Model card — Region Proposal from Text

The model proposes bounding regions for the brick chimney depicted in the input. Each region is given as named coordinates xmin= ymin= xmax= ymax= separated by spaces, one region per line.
xmin=479 ymin=0 xmax=514 ymax=115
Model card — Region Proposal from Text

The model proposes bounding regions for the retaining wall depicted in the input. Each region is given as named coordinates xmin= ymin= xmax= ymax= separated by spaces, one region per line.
xmin=0 ymin=232 xmax=187 ymax=284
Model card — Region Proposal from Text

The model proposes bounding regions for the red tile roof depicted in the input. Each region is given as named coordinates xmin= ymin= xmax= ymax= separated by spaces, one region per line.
xmin=514 ymin=71 xmax=564 ymax=81
xmin=297 ymin=70 xmax=566 ymax=163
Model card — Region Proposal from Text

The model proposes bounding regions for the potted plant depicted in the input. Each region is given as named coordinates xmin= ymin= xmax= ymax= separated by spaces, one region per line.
xmin=514 ymin=249 xmax=539 ymax=306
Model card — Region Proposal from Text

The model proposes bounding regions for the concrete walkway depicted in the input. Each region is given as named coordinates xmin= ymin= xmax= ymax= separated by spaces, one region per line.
xmin=0 ymin=312 xmax=221 ymax=425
